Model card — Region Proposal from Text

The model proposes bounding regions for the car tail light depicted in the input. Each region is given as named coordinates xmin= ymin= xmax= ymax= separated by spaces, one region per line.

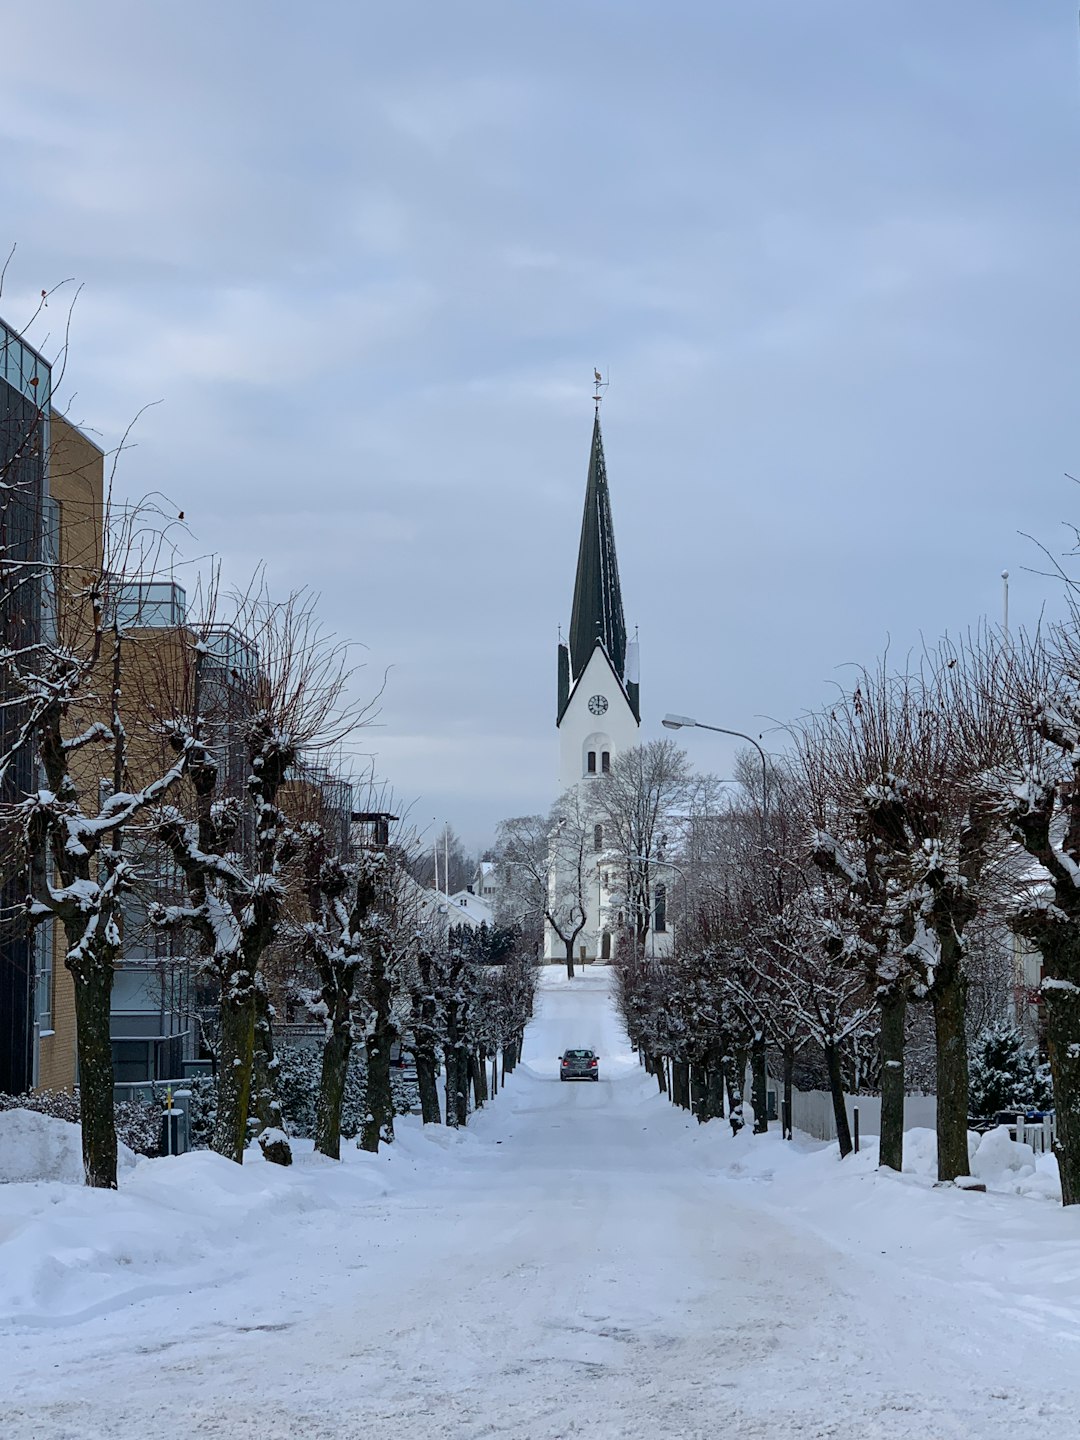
xmin=590 ymin=1059 xmax=597 ymax=1067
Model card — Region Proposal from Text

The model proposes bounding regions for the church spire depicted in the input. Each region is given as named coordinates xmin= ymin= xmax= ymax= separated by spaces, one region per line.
xmin=568 ymin=408 xmax=627 ymax=682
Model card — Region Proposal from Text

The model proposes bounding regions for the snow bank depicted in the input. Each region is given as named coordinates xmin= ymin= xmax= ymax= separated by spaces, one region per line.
xmin=0 ymin=1109 xmax=137 ymax=1185
xmin=0 ymin=1112 xmax=477 ymax=1328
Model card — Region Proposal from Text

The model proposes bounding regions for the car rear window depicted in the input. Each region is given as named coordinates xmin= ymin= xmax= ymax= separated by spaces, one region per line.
xmin=565 ymin=1050 xmax=593 ymax=1059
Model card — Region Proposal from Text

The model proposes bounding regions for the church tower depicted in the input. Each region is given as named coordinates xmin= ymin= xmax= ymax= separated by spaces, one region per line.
xmin=556 ymin=407 xmax=640 ymax=795
xmin=545 ymin=399 xmax=641 ymax=964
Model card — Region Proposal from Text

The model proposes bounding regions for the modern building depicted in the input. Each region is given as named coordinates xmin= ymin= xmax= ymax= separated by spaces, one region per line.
xmin=108 ymin=589 xmax=262 ymax=1086
xmin=545 ymin=402 xmax=668 ymax=964
xmin=0 ymin=319 xmax=50 ymax=1093
xmin=0 ymin=314 xmax=109 ymax=1092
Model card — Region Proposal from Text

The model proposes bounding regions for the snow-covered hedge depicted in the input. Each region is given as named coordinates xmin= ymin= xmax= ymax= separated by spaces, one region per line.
xmin=0 ymin=1090 xmax=162 ymax=1157
xmin=274 ymin=1045 xmax=420 ymax=1139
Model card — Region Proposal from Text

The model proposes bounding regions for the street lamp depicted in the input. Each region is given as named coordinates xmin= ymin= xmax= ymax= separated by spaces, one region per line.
xmin=662 ymin=713 xmax=769 ymax=824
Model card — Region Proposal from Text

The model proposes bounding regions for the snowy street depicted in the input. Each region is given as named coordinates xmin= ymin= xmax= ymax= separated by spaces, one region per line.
xmin=4 ymin=967 xmax=1080 ymax=1439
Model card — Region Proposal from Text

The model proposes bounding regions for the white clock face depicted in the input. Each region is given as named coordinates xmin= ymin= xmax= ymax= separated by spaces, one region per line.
xmin=588 ymin=695 xmax=609 ymax=716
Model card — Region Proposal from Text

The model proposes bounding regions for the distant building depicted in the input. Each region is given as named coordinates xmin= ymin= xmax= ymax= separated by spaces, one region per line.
xmin=446 ymin=889 xmax=494 ymax=930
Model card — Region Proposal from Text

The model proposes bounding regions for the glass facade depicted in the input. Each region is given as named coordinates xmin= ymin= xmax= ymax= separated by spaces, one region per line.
xmin=111 ymin=578 xmax=188 ymax=628
xmin=0 ymin=318 xmax=50 ymax=1093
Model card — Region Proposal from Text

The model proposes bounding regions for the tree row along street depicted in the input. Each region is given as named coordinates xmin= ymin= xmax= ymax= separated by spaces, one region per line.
xmin=4 ymin=968 xmax=1078 ymax=1440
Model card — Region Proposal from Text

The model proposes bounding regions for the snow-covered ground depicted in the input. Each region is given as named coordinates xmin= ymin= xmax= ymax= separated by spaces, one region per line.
xmin=3 ymin=968 xmax=1080 ymax=1439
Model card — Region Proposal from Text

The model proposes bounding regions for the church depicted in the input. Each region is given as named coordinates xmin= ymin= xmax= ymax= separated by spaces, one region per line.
xmin=544 ymin=396 xmax=671 ymax=965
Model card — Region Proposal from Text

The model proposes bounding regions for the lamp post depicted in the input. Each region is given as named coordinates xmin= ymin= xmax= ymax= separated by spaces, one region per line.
xmin=662 ymin=713 xmax=769 ymax=833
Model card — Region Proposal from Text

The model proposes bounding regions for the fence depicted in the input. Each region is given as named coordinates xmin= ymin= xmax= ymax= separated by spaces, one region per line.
xmin=1014 ymin=1114 xmax=1057 ymax=1154
xmin=791 ymin=1086 xmax=937 ymax=1143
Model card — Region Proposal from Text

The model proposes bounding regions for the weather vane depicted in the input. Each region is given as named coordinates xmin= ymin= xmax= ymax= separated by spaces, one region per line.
xmin=593 ymin=367 xmax=609 ymax=410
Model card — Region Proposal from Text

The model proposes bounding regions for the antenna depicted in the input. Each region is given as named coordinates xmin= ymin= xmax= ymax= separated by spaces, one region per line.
xmin=1002 ymin=570 xmax=1010 ymax=640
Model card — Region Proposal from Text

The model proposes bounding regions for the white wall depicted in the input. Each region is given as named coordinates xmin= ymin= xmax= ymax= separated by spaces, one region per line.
xmin=791 ymin=1087 xmax=937 ymax=1143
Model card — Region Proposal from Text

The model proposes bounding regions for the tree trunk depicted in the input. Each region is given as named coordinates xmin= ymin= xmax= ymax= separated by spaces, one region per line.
xmin=314 ymin=1024 xmax=352 ymax=1160
xmin=931 ymin=942 xmax=971 ymax=1183
xmin=470 ymin=1051 xmax=486 ymax=1109
xmin=751 ymin=1032 xmax=769 ymax=1135
xmin=360 ymin=1021 xmax=395 ymax=1152
xmin=252 ymin=989 xmax=291 ymax=1165
xmin=360 ymin=947 xmax=397 ymax=1152
xmin=650 ymin=1052 xmax=667 ymax=1095
xmin=415 ymin=1049 xmax=442 ymax=1125
xmin=453 ymin=1046 xmax=470 ymax=1125
xmin=213 ymin=986 xmax=256 ymax=1164
xmin=720 ymin=1047 xmax=743 ymax=1135
xmin=824 ymin=1037 xmax=853 ymax=1158
xmin=503 ymin=1037 xmax=517 ymax=1075
xmin=67 ymin=944 xmax=119 ymax=1189
xmin=1010 ymin=913 xmax=1080 ymax=1205
xmin=691 ymin=1062 xmax=708 ymax=1123
xmin=564 ymin=939 xmax=575 ymax=980
xmin=1045 ymin=980 xmax=1080 ymax=1206
xmin=671 ymin=1059 xmax=691 ymax=1111
xmin=782 ymin=1040 xmax=795 ymax=1140
xmin=878 ymin=986 xmax=906 ymax=1172
xmin=491 ymin=1053 xmax=498 ymax=1097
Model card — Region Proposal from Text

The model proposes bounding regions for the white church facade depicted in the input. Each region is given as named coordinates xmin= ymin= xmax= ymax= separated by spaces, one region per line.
xmin=544 ymin=405 xmax=672 ymax=965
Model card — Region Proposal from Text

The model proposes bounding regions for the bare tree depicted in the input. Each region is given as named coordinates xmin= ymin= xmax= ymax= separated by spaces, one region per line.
xmin=497 ymin=790 xmax=593 ymax=980
xmin=595 ymin=739 xmax=693 ymax=956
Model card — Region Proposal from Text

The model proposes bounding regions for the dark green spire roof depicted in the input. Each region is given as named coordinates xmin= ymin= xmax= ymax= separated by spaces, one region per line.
xmin=569 ymin=412 xmax=627 ymax=681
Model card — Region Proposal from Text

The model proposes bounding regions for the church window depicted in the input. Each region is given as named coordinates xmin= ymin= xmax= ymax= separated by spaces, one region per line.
xmin=601 ymin=751 xmax=610 ymax=773
xmin=586 ymin=751 xmax=596 ymax=774
xmin=594 ymin=823 xmax=603 ymax=852
xmin=655 ymin=883 xmax=667 ymax=934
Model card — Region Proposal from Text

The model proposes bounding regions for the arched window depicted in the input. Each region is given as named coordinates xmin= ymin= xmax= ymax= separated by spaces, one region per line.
xmin=654 ymin=883 xmax=667 ymax=934
xmin=586 ymin=751 xmax=597 ymax=774
xmin=594 ymin=823 xmax=603 ymax=852
xmin=601 ymin=751 xmax=610 ymax=773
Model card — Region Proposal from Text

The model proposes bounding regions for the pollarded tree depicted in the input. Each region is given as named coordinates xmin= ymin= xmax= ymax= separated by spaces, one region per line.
xmin=798 ymin=675 xmax=921 ymax=1174
xmin=2 ymin=476 xmax=194 ymax=1188
xmin=799 ymin=641 xmax=1014 ymax=1181
xmin=155 ymin=585 xmax=364 ymax=1166
xmin=1001 ymin=621 xmax=1080 ymax=1204
xmin=295 ymin=817 xmax=399 ymax=1159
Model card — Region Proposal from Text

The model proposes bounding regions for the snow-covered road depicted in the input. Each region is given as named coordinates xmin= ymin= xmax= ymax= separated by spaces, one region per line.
xmin=4 ymin=967 xmax=1080 ymax=1439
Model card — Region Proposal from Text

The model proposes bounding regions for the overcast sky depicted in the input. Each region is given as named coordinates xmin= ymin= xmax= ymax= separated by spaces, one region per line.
xmin=4 ymin=2 xmax=1079 ymax=851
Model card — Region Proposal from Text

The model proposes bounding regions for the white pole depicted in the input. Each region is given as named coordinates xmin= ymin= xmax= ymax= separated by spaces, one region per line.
xmin=433 ymin=838 xmax=439 ymax=894
xmin=444 ymin=823 xmax=450 ymax=897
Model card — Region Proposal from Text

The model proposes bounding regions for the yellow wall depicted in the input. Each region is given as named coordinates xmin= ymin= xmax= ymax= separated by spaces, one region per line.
xmin=37 ymin=415 xmax=105 ymax=1091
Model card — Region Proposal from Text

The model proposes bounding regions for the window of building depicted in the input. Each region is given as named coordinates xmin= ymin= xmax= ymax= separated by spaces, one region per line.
xmin=601 ymin=751 xmax=610 ymax=773
xmin=601 ymin=930 xmax=611 ymax=960
xmin=655 ymin=883 xmax=667 ymax=934
xmin=586 ymin=751 xmax=596 ymax=774
xmin=35 ymin=923 xmax=53 ymax=1032
xmin=594 ymin=823 xmax=603 ymax=852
